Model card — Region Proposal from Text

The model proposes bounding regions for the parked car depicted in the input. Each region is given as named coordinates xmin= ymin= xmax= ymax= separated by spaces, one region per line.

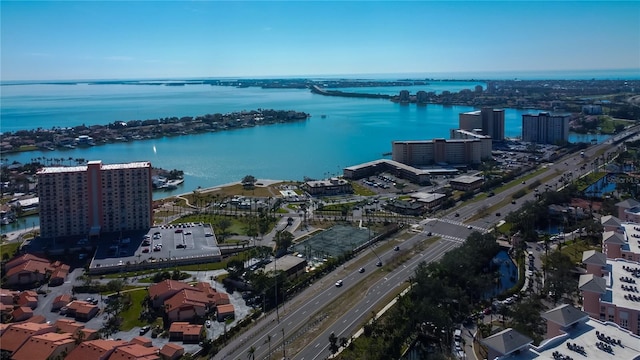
xmin=205 ymin=320 xmax=211 ymax=328
xmin=139 ymin=325 xmax=150 ymax=335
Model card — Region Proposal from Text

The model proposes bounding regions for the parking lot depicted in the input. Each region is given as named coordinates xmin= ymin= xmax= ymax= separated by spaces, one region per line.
xmin=90 ymin=222 xmax=221 ymax=271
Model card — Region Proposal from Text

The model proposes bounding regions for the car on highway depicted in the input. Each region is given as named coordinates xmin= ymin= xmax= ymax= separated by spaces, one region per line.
xmin=495 ymin=212 xmax=501 ymax=216
xmin=467 ymin=225 xmax=472 ymax=229
xmin=455 ymin=213 xmax=460 ymax=217
xmin=376 ymin=261 xmax=383 ymax=267
xmin=359 ymin=267 xmax=365 ymax=273
xmin=335 ymin=280 xmax=343 ymax=287
xmin=393 ymin=246 xmax=400 ymax=251
xmin=511 ymin=200 xmax=516 ymax=204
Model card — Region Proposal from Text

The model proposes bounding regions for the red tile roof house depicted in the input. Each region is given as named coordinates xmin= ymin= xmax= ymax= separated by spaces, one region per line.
xmin=54 ymin=318 xmax=100 ymax=341
xmin=168 ymin=322 xmax=204 ymax=343
xmin=64 ymin=300 xmax=100 ymax=321
xmin=17 ymin=290 xmax=39 ymax=309
xmin=11 ymin=332 xmax=76 ymax=360
xmin=49 ymin=263 xmax=70 ymax=286
xmin=0 ymin=322 xmax=56 ymax=355
xmin=164 ymin=288 xmax=215 ymax=322
xmin=159 ymin=343 xmax=184 ymax=360
xmin=0 ymin=289 xmax=18 ymax=305
xmin=148 ymin=280 xmax=192 ymax=308
xmin=11 ymin=306 xmax=33 ymax=322
xmin=52 ymin=294 xmax=72 ymax=311
xmin=216 ymin=303 xmax=235 ymax=322
xmin=4 ymin=259 xmax=52 ymax=286
xmin=4 ymin=254 xmax=48 ymax=272
xmin=130 ymin=336 xmax=153 ymax=347
xmin=108 ymin=343 xmax=160 ymax=360
xmin=65 ymin=339 xmax=129 ymax=360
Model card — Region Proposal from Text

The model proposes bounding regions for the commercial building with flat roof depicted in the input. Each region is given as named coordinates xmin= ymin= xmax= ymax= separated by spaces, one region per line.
xmin=449 ymin=175 xmax=484 ymax=192
xmin=37 ymin=160 xmax=152 ymax=239
xmin=343 ymin=159 xmax=458 ymax=185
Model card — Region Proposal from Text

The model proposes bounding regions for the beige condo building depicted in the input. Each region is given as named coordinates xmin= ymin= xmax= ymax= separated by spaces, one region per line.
xmin=392 ymin=138 xmax=482 ymax=166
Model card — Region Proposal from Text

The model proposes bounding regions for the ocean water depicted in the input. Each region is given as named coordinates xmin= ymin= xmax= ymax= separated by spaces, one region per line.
xmin=0 ymin=81 xmax=582 ymax=199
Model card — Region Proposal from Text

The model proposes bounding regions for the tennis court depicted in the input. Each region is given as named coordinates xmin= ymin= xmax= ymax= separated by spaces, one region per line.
xmin=292 ymin=224 xmax=374 ymax=260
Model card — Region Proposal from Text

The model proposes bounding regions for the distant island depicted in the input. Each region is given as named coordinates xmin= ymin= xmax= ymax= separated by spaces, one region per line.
xmin=1 ymin=109 xmax=310 ymax=154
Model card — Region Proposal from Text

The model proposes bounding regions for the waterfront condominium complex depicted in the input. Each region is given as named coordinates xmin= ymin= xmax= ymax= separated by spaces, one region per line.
xmin=392 ymin=138 xmax=483 ymax=166
xmin=522 ymin=112 xmax=570 ymax=145
xmin=37 ymin=160 xmax=153 ymax=239
xmin=458 ymin=107 xmax=505 ymax=141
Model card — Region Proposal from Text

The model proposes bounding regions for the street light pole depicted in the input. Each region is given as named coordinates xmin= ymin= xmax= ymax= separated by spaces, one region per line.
xmin=282 ymin=328 xmax=286 ymax=359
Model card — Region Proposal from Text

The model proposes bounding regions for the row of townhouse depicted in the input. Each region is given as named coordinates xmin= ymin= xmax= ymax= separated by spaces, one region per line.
xmin=0 ymin=318 xmax=185 ymax=360
xmin=2 ymin=253 xmax=69 ymax=287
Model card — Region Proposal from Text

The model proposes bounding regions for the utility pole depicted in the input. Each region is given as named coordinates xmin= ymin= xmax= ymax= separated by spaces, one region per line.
xmin=282 ymin=328 xmax=286 ymax=359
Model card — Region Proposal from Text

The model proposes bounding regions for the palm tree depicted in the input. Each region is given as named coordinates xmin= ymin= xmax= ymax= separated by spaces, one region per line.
xmin=246 ymin=346 xmax=255 ymax=360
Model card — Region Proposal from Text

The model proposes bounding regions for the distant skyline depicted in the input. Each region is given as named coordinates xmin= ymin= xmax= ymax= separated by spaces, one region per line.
xmin=1 ymin=1 xmax=639 ymax=81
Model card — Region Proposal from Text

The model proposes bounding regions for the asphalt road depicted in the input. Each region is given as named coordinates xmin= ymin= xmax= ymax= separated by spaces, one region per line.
xmin=215 ymin=126 xmax=639 ymax=360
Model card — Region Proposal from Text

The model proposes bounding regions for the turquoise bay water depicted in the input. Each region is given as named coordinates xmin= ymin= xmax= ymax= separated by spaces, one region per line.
xmin=1 ymin=82 xmax=552 ymax=199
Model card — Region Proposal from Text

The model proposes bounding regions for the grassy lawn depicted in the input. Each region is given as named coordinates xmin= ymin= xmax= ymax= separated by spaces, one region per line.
xmin=119 ymin=288 xmax=150 ymax=330
xmin=560 ymin=239 xmax=601 ymax=264
xmin=0 ymin=242 xmax=21 ymax=260
xmin=351 ymin=182 xmax=376 ymax=196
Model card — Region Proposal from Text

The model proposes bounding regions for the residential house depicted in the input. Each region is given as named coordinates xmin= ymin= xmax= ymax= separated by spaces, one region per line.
xmin=216 ymin=303 xmax=235 ymax=322
xmin=65 ymin=339 xmax=128 ymax=360
xmin=130 ymin=336 xmax=153 ymax=348
xmin=148 ymin=279 xmax=192 ymax=308
xmin=108 ymin=343 xmax=160 ymax=360
xmin=54 ymin=319 xmax=99 ymax=340
xmin=11 ymin=332 xmax=76 ymax=360
xmin=11 ymin=307 xmax=33 ymax=322
xmin=164 ymin=289 xmax=214 ymax=322
xmin=0 ymin=322 xmax=56 ymax=354
xmin=52 ymin=294 xmax=72 ymax=311
xmin=168 ymin=322 xmax=203 ymax=343
xmin=63 ymin=300 xmax=99 ymax=321
xmin=0 ymin=289 xmax=18 ymax=305
xmin=159 ymin=343 xmax=184 ymax=360
xmin=17 ymin=291 xmax=38 ymax=309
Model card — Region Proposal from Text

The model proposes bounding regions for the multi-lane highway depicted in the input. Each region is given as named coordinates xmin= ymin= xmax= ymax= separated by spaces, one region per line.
xmin=215 ymin=126 xmax=638 ymax=360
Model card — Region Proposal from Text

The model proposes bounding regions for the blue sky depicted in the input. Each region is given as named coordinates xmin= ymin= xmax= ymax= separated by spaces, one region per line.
xmin=1 ymin=1 xmax=639 ymax=80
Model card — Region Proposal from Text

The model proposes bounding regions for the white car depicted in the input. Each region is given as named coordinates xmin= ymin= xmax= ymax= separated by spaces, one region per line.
xmin=335 ymin=280 xmax=343 ymax=287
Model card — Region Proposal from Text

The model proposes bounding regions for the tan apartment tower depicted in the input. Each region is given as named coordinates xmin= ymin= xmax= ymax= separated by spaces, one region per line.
xmin=458 ymin=107 xmax=505 ymax=141
xmin=37 ymin=160 xmax=152 ymax=239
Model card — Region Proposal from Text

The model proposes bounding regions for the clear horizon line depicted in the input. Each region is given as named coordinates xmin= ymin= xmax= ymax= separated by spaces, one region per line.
xmin=2 ymin=67 xmax=639 ymax=84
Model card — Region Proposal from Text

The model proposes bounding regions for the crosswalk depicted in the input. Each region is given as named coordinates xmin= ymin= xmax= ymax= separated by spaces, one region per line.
xmin=422 ymin=218 xmax=488 ymax=232
xmin=431 ymin=233 xmax=466 ymax=244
